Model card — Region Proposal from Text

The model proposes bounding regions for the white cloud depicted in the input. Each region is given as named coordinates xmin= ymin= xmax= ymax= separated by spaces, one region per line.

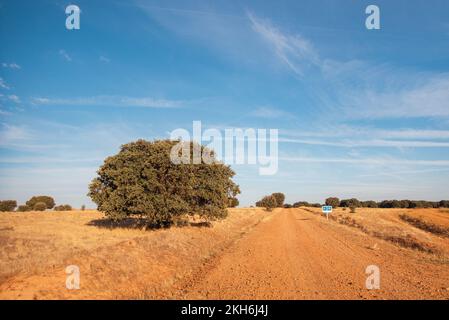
xmin=0 ymin=77 xmax=10 ymax=89
xmin=31 ymin=95 xmax=182 ymax=108
xmin=2 ymin=62 xmax=21 ymax=69
xmin=59 ymin=49 xmax=72 ymax=62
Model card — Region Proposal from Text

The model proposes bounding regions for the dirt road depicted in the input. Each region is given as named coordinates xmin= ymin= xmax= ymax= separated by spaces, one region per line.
xmin=1 ymin=208 xmax=448 ymax=299
xmin=178 ymin=209 xmax=449 ymax=299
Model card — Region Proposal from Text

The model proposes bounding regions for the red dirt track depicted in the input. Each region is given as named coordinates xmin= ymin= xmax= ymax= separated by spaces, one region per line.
xmin=180 ymin=209 xmax=449 ymax=299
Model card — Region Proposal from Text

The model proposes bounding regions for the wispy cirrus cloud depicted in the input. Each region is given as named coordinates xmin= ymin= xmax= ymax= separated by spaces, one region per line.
xmin=341 ymin=74 xmax=449 ymax=119
xmin=248 ymin=12 xmax=319 ymax=76
xmin=283 ymin=126 xmax=449 ymax=140
xmin=32 ymin=95 xmax=183 ymax=108
xmin=281 ymin=137 xmax=449 ymax=148
xmin=2 ymin=62 xmax=21 ymax=69
xmin=7 ymin=95 xmax=21 ymax=103
xmin=247 ymin=13 xmax=449 ymax=120
xmin=0 ymin=123 xmax=32 ymax=145
xmin=99 ymin=55 xmax=111 ymax=63
xmin=280 ymin=126 xmax=449 ymax=148
xmin=0 ymin=77 xmax=10 ymax=89
xmin=59 ymin=49 xmax=72 ymax=62
xmin=280 ymin=156 xmax=449 ymax=167
xmin=250 ymin=106 xmax=293 ymax=119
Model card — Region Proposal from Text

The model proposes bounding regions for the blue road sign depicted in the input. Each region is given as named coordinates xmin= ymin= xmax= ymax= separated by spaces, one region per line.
xmin=322 ymin=205 xmax=333 ymax=214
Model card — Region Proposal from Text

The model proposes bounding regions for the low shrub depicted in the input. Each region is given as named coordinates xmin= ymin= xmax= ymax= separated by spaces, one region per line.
xmin=256 ymin=195 xmax=277 ymax=211
xmin=54 ymin=204 xmax=72 ymax=211
xmin=0 ymin=200 xmax=17 ymax=212
xmin=361 ymin=200 xmax=378 ymax=208
xmin=34 ymin=202 xmax=47 ymax=211
xmin=26 ymin=196 xmax=55 ymax=209
xmin=228 ymin=197 xmax=239 ymax=208
xmin=340 ymin=198 xmax=361 ymax=208
xmin=325 ymin=197 xmax=340 ymax=208
xmin=17 ymin=205 xmax=31 ymax=212
xmin=293 ymin=201 xmax=308 ymax=208
xmin=271 ymin=193 xmax=285 ymax=207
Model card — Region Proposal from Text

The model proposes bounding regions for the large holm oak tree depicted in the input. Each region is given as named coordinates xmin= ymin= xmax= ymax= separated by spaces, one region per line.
xmin=88 ymin=139 xmax=240 ymax=226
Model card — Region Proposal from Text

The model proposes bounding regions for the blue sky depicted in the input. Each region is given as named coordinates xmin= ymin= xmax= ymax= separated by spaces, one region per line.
xmin=1 ymin=0 xmax=449 ymax=207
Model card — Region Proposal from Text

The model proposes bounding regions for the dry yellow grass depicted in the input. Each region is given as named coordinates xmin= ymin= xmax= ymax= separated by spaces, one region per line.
xmin=0 ymin=208 xmax=271 ymax=299
xmin=0 ymin=210 xmax=154 ymax=282
xmin=403 ymin=209 xmax=449 ymax=229
xmin=304 ymin=207 xmax=449 ymax=256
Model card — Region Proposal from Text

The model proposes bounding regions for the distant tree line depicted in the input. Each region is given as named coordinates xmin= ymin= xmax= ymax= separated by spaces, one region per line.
xmin=255 ymin=195 xmax=449 ymax=211
xmin=291 ymin=201 xmax=322 ymax=208
xmin=324 ymin=197 xmax=449 ymax=209
xmin=0 ymin=196 xmax=74 ymax=212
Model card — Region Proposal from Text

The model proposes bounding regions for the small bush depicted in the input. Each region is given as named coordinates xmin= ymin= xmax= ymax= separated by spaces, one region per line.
xmin=325 ymin=197 xmax=340 ymax=208
xmin=293 ymin=201 xmax=309 ymax=208
xmin=350 ymin=206 xmax=356 ymax=213
xmin=17 ymin=205 xmax=31 ymax=212
xmin=256 ymin=195 xmax=277 ymax=211
xmin=81 ymin=205 xmax=86 ymax=211
xmin=228 ymin=197 xmax=239 ymax=208
xmin=26 ymin=196 xmax=55 ymax=209
xmin=361 ymin=200 xmax=378 ymax=208
xmin=34 ymin=202 xmax=47 ymax=211
xmin=439 ymin=200 xmax=449 ymax=208
xmin=340 ymin=198 xmax=361 ymax=208
xmin=54 ymin=204 xmax=72 ymax=211
xmin=271 ymin=193 xmax=285 ymax=207
xmin=283 ymin=204 xmax=292 ymax=208
xmin=0 ymin=200 xmax=17 ymax=212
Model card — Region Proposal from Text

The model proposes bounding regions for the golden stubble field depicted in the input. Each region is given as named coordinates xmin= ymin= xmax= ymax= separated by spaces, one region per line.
xmin=0 ymin=207 xmax=448 ymax=299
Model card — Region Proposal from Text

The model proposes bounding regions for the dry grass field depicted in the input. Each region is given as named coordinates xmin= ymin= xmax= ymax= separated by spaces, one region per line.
xmin=1 ymin=207 xmax=448 ymax=299
xmin=303 ymin=207 xmax=449 ymax=255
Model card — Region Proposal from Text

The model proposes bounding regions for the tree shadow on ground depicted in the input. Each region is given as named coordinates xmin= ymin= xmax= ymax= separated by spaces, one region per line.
xmin=86 ymin=217 xmax=212 ymax=230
